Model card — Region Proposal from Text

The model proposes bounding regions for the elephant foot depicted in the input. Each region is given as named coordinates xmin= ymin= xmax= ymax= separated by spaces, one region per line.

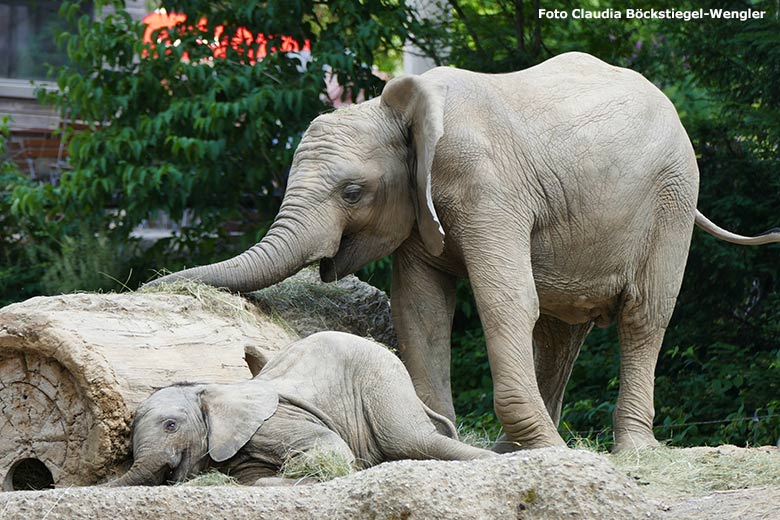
xmin=492 ymin=434 xmax=521 ymax=453
xmin=612 ymin=428 xmax=660 ymax=453
xmin=491 ymin=432 xmax=566 ymax=453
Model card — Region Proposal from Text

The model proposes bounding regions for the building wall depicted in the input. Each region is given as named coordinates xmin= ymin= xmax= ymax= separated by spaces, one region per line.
xmin=1 ymin=1 xmax=148 ymax=132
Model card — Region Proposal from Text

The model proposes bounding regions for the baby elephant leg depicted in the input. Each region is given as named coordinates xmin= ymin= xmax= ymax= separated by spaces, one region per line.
xmin=366 ymin=347 xmax=497 ymax=462
xmin=419 ymin=434 xmax=498 ymax=461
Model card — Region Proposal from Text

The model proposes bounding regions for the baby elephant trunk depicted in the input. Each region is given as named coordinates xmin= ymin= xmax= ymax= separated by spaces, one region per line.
xmin=105 ymin=458 xmax=169 ymax=487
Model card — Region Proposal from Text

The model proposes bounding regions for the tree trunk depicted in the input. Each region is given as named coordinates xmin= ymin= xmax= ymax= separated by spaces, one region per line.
xmin=0 ymin=291 xmax=294 ymax=489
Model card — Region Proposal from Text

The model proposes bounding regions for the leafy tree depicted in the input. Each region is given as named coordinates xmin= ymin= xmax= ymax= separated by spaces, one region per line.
xmin=8 ymin=0 xmax=425 ymax=293
xmin=0 ymin=118 xmax=44 ymax=305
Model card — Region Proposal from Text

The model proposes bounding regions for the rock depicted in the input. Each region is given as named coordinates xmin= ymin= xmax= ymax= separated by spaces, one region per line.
xmin=0 ymin=448 xmax=660 ymax=519
xmin=249 ymin=267 xmax=397 ymax=349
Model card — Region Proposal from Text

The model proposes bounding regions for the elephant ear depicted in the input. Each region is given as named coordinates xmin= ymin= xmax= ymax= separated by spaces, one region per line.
xmin=200 ymin=379 xmax=279 ymax=463
xmin=381 ymin=75 xmax=447 ymax=256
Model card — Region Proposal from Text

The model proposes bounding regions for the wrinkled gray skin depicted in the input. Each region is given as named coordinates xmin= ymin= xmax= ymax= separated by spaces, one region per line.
xmin=107 ymin=332 xmax=493 ymax=487
xmin=151 ymin=52 xmax=780 ymax=452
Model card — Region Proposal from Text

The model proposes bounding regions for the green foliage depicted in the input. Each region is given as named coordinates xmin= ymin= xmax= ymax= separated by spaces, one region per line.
xmin=0 ymin=117 xmax=48 ymax=305
xmin=4 ymin=0 xmax=427 ymax=296
xmin=33 ymin=230 xmax=136 ymax=294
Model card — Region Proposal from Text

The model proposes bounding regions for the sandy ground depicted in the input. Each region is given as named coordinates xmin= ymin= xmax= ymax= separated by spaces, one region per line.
xmin=626 ymin=446 xmax=780 ymax=519
xmin=664 ymin=487 xmax=780 ymax=520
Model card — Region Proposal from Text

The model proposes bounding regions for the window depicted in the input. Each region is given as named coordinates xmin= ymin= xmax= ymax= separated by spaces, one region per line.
xmin=0 ymin=1 xmax=88 ymax=80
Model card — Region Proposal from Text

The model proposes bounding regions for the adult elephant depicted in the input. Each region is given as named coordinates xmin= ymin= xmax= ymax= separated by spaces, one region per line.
xmin=151 ymin=52 xmax=780 ymax=452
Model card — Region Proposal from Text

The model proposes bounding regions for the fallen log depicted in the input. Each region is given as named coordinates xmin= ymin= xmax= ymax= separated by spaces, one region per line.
xmin=0 ymin=270 xmax=395 ymax=491
xmin=0 ymin=289 xmax=294 ymax=490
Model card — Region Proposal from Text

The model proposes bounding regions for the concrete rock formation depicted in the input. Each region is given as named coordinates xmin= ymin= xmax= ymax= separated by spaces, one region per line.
xmin=250 ymin=267 xmax=397 ymax=348
xmin=0 ymin=448 xmax=660 ymax=519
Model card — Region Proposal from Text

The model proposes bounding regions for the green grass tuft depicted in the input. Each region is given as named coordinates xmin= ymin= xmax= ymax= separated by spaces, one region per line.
xmin=179 ymin=470 xmax=239 ymax=487
xmin=457 ymin=424 xmax=497 ymax=450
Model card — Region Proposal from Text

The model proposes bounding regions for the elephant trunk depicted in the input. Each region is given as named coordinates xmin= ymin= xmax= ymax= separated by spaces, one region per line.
xmin=150 ymin=211 xmax=336 ymax=293
xmin=105 ymin=458 xmax=169 ymax=487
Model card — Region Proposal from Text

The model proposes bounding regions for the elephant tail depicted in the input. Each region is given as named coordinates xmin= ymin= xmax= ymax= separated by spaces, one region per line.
xmin=422 ymin=403 xmax=459 ymax=439
xmin=695 ymin=210 xmax=780 ymax=246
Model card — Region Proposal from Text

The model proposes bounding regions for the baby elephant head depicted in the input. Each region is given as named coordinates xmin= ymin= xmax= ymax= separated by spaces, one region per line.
xmin=107 ymin=380 xmax=278 ymax=486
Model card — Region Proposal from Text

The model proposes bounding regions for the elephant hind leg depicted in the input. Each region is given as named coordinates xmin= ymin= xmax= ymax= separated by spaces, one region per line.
xmin=533 ymin=316 xmax=594 ymax=426
xmin=613 ymin=318 xmax=666 ymax=452
xmin=613 ymin=224 xmax=692 ymax=452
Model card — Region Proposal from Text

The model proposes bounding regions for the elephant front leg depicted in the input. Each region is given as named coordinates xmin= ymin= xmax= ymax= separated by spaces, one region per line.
xmin=465 ymin=240 xmax=565 ymax=450
xmin=392 ymin=246 xmax=458 ymax=423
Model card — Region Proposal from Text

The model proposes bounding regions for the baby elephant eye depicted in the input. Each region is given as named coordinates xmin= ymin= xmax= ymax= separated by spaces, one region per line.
xmin=163 ymin=420 xmax=178 ymax=433
xmin=342 ymin=184 xmax=363 ymax=204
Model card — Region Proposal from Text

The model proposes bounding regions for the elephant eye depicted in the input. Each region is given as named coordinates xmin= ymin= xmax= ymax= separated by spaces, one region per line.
xmin=342 ymin=184 xmax=363 ymax=204
xmin=163 ymin=420 xmax=178 ymax=433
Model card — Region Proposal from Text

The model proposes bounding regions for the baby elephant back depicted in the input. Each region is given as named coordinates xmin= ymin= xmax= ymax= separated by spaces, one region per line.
xmin=256 ymin=331 xmax=404 ymax=406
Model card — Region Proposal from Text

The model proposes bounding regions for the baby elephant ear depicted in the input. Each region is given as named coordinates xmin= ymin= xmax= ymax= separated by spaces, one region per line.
xmin=200 ymin=379 xmax=279 ymax=463
xmin=381 ymin=74 xmax=447 ymax=257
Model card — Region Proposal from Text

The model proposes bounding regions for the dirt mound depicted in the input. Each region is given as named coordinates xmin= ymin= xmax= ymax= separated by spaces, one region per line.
xmin=609 ymin=445 xmax=780 ymax=519
xmin=664 ymin=486 xmax=780 ymax=519
xmin=0 ymin=448 xmax=658 ymax=519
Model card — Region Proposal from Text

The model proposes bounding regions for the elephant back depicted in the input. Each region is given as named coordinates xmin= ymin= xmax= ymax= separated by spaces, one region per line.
xmin=256 ymin=332 xmax=405 ymax=423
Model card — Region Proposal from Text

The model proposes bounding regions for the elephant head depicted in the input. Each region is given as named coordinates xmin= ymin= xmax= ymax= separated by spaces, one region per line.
xmin=151 ymin=76 xmax=448 ymax=291
xmin=107 ymin=380 xmax=278 ymax=486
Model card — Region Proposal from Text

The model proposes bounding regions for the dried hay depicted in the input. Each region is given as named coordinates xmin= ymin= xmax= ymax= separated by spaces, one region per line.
xmin=139 ymin=279 xmax=258 ymax=324
xmin=279 ymin=446 xmax=354 ymax=482
xmin=610 ymin=445 xmax=780 ymax=499
xmin=180 ymin=470 xmax=239 ymax=487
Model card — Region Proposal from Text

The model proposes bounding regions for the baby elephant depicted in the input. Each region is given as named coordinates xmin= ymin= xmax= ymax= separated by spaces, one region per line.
xmin=108 ymin=331 xmax=493 ymax=486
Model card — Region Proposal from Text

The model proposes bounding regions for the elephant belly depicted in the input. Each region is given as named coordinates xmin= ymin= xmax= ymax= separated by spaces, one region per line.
xmin=533 ymin=248 xmax=626 ymax=327
xmin=529 ymin=215 xmax=644 ymax=327
xmin=538 ymin=292 xmax=619 ymax=327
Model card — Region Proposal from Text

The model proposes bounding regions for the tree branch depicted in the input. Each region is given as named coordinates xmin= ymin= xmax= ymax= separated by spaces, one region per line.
xmin=448 ymin=0 xmax=485 ymax=56
xmin=514 ymin=0 xmax=525 ymax=53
